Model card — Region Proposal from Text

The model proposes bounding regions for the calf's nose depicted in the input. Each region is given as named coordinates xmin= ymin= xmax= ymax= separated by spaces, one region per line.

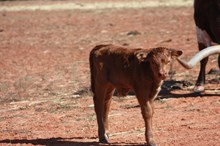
xmin=158 ymin=72 xmax=167 ymax=80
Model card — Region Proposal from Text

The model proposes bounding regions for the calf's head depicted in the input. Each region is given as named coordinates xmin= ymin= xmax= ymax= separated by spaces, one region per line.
xmin=136 ymin=47 xmax=182 ymax=80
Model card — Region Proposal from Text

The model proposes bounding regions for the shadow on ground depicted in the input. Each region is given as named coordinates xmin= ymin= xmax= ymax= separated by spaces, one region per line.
xmin=0 ymin=137 xmax=98 ymax=146
xmin=0 ymin=137 xmax=147 ymax=146
xmin=75 ymin=79 xmax=220 ymax=99
xmin=159 ymin=79 xmax=220 ymax=98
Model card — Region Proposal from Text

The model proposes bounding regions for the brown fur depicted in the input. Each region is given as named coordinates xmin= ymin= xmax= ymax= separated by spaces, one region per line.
xmin=89 ymin=44 xmax=182 ymax=145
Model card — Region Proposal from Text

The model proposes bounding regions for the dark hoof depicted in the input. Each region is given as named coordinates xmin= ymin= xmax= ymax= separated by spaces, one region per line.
xmin=146 ymin=140 xmax=156 ymax=146
xmin=99 ymin=138 xmax=109 ymax=144
xmin=99 ymin=134 xmax=109 ymax=144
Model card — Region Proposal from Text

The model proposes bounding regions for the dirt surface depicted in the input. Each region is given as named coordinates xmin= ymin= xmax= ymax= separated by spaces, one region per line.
xmin=0 ymin=0 xmax=219 ymax=146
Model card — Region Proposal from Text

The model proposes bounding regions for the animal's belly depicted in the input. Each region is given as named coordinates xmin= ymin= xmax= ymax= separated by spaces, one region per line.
xmin=116 ymin=88 xmax=131 ymax=97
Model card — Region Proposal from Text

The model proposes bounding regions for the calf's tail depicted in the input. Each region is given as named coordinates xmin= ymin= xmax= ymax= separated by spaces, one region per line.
xmin=89 ymin=44 xmax=109 ymax=94
xmin=89 ymin=49 xmax=96 ymax=94
xmin=218 ymin=55 xmax=220 ymax=68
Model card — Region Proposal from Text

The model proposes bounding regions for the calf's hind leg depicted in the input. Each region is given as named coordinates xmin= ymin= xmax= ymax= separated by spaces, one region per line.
xmin=93 ymin=84 xmax=114 ymax=143
xmin=103 ymin=86 xmax=115 ymax=138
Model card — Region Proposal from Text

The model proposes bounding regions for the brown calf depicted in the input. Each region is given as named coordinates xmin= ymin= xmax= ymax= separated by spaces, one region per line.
xmin=89 ymin=44 xmax=182 ymax=146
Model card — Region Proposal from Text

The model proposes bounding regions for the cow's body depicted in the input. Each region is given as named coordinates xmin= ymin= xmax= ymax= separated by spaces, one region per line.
xmin=89 ymin=44 xmax=182 ymax=145
xmin=194 ymin=0 xmax=220 ymax=91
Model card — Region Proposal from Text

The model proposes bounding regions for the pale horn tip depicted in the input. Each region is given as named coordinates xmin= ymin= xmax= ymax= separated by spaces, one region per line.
xmin=176 ymin=57 xmax=193 ymax=69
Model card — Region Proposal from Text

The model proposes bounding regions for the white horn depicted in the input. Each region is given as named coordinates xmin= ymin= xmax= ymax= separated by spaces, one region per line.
xmin=177 ymin=45 xmax=220 ymax=69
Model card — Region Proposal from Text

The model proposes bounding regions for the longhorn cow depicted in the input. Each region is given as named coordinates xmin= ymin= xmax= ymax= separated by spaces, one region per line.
xmin=177 ymin=0 xmax=220 ymax=92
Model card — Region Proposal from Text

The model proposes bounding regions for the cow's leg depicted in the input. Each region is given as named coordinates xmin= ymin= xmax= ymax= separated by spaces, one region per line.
xmin=93 ymin=83 xmax=109 ymax=143
xmin=135 ymin=83 xmax=160 ymax=146
xmin=136 ymin=88 xmax=156 ymax=146
xmin=150 ymin=100 xmax=155 ymax=129
xmin=103 ymin=86 xmax=115 ymax=138
xmin=140 ymin=100 xmax=156 ymax=146
xmin=195 ymin=43 xmax=209 ymax=92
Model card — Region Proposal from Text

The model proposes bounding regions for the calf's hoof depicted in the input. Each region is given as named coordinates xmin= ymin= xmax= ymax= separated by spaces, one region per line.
xmin=146 ymin=140 xmax=156 ymax=146
xmin=99 ymin=134 xmax=109 ymax=144
xmin=99 ymin=138 xmax=108 ymax=144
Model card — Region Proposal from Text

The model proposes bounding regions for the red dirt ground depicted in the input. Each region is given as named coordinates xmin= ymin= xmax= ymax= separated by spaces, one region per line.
xmin=0 ymin=0 xmax=219 ymax=146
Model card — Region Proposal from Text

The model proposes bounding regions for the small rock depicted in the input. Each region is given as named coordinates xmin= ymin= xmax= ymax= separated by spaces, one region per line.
xmin=122 ymin=43 xmax=129 ymax=46
xmin=208 ymin=68 xmax=220 ymax=75
xmin=127 ymin=30 xmax=141 ymax=36
xmin=88 ymin=105 xmax=94 ymax=108
xmin=160 ymin=39 xmax=172 ymax=43
xmin=72 ymin=94 xmax=80 ymax=98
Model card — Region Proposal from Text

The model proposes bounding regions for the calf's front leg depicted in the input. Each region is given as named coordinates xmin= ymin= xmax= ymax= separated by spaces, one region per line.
xmin=140 ymin=100 xmax=156 ymax=146
xmin=136 ymin=84 xmax=160 ymax=146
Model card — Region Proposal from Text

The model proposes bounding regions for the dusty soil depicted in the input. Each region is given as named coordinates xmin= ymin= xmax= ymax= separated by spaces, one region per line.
xmin=0 ymin=0 xmax=219 ymax=146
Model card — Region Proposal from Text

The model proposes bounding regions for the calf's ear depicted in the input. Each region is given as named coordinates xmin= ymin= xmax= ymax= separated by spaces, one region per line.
xmin=169 ymin=49 xmax=183 ymax=58
xmin=135 ymin=51 xmax=149 ymax=62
